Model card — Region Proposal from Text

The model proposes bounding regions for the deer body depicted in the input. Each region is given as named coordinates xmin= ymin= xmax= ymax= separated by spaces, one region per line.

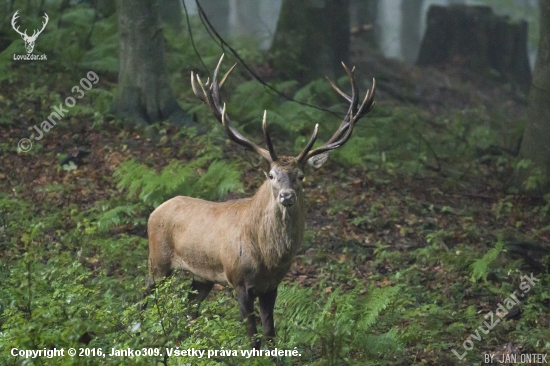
xmin=143 ymin=55 xmax=375 ymax=349
xmin=147 ymin=177 xmax=305 ymax=293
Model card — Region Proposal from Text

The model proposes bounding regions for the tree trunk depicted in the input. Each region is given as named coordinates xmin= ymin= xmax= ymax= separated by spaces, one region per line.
xmin=350 ymin=0 xmax=378 ymax=49
xmin=270 ymin=0 xmax=350 ymax=83
xmin=417 ymin=5 xmax=532 ymax=93
xmin=400 ymin=0 xmax=423 ymax=64
xmin=517 ymin=0 xmax=550 ymax=191
xmin=112 ymin=0 xmax=193 ymax=126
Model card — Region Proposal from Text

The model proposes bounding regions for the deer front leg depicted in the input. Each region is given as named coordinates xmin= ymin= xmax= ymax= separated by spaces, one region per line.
xmin=189 ymin=279 xmax=214 ymax=319
xmin=236 ymin=284 xmax=259 ymax=349
xmin=259 ymin=287 xmax=277 ymax=346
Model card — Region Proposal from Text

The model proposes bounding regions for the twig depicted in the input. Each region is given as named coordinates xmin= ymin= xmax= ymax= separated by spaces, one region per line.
xmin=414 ymin=130 xmax=442 ymax=172
xmin=26 ymin=260 xmax=32 ymax=319
xmin=180 ymin=0 xmax=208 ymax=75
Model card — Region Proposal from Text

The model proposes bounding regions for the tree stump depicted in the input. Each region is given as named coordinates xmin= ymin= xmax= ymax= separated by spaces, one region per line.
xmin=417 ymin=5 xmax=532 ymax=93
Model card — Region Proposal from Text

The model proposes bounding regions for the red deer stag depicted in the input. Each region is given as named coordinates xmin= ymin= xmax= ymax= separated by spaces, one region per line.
xmin=144 ymin=54 xmax=375 ymax=348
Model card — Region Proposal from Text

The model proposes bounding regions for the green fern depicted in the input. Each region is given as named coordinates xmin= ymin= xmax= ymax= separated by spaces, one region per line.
xmin=277 ymin=283 xmax=402 ymax=363
xmin=358 ymin=285 xmax=402 ymax=330
xmin=469 ymin=239 xmax=505 ymax=282
xmin=195 ymin=161 xmax=244 ymax=200
xmin=96 ymin=203 xmax=145 ymax=232
xmin=114 ymin=158 xmax=243 ymax=208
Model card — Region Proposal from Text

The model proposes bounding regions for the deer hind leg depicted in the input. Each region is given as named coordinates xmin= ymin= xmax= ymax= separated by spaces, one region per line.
xmin=141 ymin=247 xmax=172 ymax=310
xmin=189 ymin=279 xmax=214 ymax=319
xmin=237 ymin=284 xmax=259 ymax=349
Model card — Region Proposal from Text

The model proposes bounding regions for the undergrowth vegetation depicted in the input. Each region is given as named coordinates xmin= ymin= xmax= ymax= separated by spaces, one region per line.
xmin=1 ymin=1 xmax=549 ymax=365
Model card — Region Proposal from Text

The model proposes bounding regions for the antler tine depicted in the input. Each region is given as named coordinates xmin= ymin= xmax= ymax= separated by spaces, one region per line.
xmin=342 ymin=62 xmax=359 ymax=106
xmin=262 ymin=110 xmax=278 ymax=161
xmin=296 ymin=63 xmax=376 ymax=164
xmin=221 ymin=104 xmax=273 ymax=162
xmin=219 ymin=63 xmax=237 ymax=88
xmin=295 ymin=124 xmax=319 ymax=163
xmin=326 ymin=77 xmax=351 ymax=102
xmin=211 ymin=53 xmax=225 ymax=91
xmin=209 ymin=54 xmax=234 ymax=113
xmin=355 ymin=78 xmax=376 ymax=119
xmin=201 ymin=74 xmax=225 ymax=121
xmin=211 ymin=55 xmax=229 ymax=111
xmin=191 ymin=55 xmax=275 ymax=163
xmin=191 ymin=72 xmax=207 ymax=103
xmin=324 ymin=63 xmax=360 ymax=145
xmin=300 ymin=112 xmax=357 ymax=162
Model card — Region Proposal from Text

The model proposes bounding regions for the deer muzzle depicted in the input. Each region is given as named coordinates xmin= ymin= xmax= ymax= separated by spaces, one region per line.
xmin=279 ymin=190 xmax=295 ymax=207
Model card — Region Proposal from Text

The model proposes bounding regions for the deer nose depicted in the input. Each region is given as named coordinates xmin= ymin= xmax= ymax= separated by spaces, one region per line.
xmin=279 ymin=190 xmax=295 ymax=207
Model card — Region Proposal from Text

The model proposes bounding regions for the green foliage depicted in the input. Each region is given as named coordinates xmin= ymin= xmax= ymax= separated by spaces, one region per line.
xmin=469 ymin=240 xmax=506 ymax=282
xmin=95 ymin=203 xmax=145 ymax=232
xmin=516 ymin=158 xmax=546 ymax=191
xmin=2 ymin=2 xmax=549 ymax=365
xmin=277 ymin=283 xmax=402 ymax=364
xmin=512 ymin=273 xmax=550 ymax=353
xmin=96 ymin=129 xmax=243 ymax=232
xmin=114 ymin=158 xmax=243 ymax=208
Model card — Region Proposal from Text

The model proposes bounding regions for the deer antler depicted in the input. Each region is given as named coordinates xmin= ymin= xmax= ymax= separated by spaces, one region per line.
xmin=191 ymin=54 xmax=278 ymax=163
xmin=296 ymin=63 xmax=376 ymax=164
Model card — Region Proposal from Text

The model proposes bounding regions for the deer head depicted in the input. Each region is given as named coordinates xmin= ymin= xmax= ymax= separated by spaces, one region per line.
xmin=11 ymin=11 xmax=48 ymax=54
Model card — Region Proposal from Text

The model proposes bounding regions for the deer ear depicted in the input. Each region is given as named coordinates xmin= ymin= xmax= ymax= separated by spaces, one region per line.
xmin=307 ymin=152 xmax=329 ymax=169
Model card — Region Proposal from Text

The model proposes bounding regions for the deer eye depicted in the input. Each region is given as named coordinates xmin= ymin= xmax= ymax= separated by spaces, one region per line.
xmin=268 ymin=173 xmax=274 ymax=179
xmin=298 ymin=175 xmax=304 ymax=181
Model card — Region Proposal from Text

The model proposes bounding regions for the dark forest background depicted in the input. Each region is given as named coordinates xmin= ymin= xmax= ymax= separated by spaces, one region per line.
xmin=0 ymin=0 xmax=549 ymax=365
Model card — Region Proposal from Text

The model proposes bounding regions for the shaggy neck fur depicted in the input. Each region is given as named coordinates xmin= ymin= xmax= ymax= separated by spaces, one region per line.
xmin=246 ymin=180 xmax=305 ymax=270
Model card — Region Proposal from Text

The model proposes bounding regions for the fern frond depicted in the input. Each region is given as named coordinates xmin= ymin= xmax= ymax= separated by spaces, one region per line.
xmin=114 ymin=157 xmax=243 ymax=208
xmin=470 ymin=239 xmax=505 ymax=282
xmin=359 ymin=285 xmax=401 ymax=330
xmin=96 ymin=203 xmax=144 ymax=232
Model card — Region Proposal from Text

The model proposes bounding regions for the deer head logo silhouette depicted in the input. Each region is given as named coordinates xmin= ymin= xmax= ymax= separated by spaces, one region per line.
xmin=11 ymin=11 xmax=48 ymax=54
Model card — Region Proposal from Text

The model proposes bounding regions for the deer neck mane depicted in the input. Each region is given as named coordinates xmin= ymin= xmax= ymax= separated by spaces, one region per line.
xmin=246 ymin=180 xmax=305 ymax=269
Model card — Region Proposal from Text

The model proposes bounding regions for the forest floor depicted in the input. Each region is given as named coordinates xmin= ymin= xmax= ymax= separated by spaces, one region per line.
xmin=1 ymin=47 xmax=549 ymax=365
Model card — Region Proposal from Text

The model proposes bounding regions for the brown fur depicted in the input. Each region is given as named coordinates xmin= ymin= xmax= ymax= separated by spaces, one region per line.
xmin=146 ymin=161 xmax=304 ymax=291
